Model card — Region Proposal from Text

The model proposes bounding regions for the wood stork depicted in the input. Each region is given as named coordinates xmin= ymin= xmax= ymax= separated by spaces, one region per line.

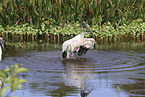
xmin=0 ymin=80 xmax=2 ymax=89
xmin=0 ymin=37 xmax=5 ymax=61
xmin=78 ymin=38 xmax=96 ymax=56
xmin=62 ymin=21 xmax=92 ymax=59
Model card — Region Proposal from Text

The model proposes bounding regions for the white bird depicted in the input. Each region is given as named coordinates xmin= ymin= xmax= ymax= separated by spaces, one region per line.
xmin=0 ymin=80 xmax=2 ymax=89
xmin=0 ymin=37 xmax=5 ymax=61
xmin=62 ymin=21 xmax=92 ymax=59
xmin=78 ymin=38 xmax=96 ymax=56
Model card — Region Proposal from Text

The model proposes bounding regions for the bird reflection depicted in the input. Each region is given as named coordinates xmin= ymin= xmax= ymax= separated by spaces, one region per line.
xmin=62 ymin=58 xmax=94 ymax=97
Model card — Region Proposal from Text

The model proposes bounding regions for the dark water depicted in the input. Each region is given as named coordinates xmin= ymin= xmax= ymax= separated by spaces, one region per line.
xmin=0 ymin=41 xmax=145 ymax=97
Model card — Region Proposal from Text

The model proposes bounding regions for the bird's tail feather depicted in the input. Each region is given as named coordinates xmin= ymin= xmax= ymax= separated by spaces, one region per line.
xmin=62 ymin=51 xmax=67 ymax=58
xmin=78 ymin=46 xmax=89 ymax=56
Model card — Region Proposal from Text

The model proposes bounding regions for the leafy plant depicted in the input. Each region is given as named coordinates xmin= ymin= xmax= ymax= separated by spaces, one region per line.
xmin=0 ymin=64 xmax=29 ymax=97
xmin=0 ymin=0 xmax=144 ymax=28
xmin=0 ymin=18 xmax=145 ymax=43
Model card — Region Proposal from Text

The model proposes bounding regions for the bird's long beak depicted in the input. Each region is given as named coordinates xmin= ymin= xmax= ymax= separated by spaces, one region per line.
xmin=85 ymin=23 xmax=93 ymax=33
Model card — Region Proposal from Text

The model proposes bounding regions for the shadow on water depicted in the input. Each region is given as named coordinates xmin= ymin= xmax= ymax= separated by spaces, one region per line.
xmin=0 ymin=41 xmax=145 ymax=97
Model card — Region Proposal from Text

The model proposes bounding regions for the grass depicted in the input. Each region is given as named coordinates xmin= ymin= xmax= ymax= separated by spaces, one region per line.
xmin=0 ymin=19 xmax=145 ymax=43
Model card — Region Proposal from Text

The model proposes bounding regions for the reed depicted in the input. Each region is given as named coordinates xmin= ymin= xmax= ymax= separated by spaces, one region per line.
xmin=2 ymin=32 xmax=144 ymax=44
xmin=0 ymin=0 xmax=144 ymax=29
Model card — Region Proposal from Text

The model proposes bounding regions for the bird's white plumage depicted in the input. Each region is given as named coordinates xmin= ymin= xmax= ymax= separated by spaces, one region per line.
xmin=0 ymin=80 xmax=2 ymax=89
xmin=81 ymin=38 xmax=96 ymax=49
xmin=0 ymin=37 xmax=4 ymax=62
xmin=62 ymin=33 xmax=84 ymax=58
xmin=0 ymin=46 xmax=2 ymax=61
xmin=62 ymin=21 xmax=93 ymax=59
xmin=77 ymin=38 xmax=96 ymax=56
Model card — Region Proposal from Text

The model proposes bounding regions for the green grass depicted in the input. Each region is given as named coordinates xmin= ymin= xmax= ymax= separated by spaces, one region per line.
xmin=0 ymin=19 xmax=144 ymax=42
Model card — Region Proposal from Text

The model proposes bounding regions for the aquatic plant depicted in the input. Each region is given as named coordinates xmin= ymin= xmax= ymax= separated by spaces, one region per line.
xmin=0 ymin=19 xmax=144 ymax=43
xmin=0 ymin=64 xmax=29 ymax=97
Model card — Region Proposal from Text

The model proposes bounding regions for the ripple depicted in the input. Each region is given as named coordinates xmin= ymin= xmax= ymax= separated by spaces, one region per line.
xmin=130 ymin=89 xmax=145 ymax=96
xmin=1 ymin=42 xmax=145 ymax=97
xmin=86 ymin=50 xmax=145 ymax=73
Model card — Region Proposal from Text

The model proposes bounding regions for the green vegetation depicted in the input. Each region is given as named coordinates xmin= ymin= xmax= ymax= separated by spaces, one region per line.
xmin=0 ymin=0 xmax=144 ymax=43
xmin=0 ymin=19 xmax=144 ymax=43
xmin=0 ymin=0 xmax=144 ymax=28
xmin=0 ymin=64 xmax=29 ymax=97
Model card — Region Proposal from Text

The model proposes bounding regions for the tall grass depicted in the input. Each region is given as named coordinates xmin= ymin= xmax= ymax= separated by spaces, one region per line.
xmin=0 ymin=0 xmax=144 ymax=28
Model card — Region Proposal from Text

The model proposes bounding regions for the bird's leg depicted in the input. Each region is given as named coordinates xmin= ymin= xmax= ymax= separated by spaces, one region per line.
xmin=66 ymin=52 xmax=71 ymax=59
xmin=71 ymin=52 xmax=75 ymax=58
xmin=71 ymin=51 xmax=78 ymax=59
xmin=70 ymin=52 xmax=75 ymax=58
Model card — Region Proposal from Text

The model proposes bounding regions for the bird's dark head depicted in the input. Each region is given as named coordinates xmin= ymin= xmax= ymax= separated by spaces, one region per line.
xmin=0 ymin=37 xmax=5 ymax=51
xmin=81 ymin=21 xmax=86 ymax=28
xmin=81 ymin=21 xmax=92 ymax=33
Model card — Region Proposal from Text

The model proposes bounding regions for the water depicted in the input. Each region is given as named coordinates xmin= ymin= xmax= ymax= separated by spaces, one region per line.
xmin=0 ymin=41 xmax=145 ymax=97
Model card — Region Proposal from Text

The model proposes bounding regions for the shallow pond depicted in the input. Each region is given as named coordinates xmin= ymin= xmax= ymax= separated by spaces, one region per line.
xmin=0 ymin=41 xmax=145 ymax=97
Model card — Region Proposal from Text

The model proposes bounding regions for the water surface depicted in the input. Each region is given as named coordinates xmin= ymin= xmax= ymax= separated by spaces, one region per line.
xmin=0 ymin=41 xmax=145 ymax=97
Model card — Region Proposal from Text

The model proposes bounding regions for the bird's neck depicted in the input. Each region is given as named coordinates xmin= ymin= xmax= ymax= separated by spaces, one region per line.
xmin=81 ymin=26 xmax=85 ymax=36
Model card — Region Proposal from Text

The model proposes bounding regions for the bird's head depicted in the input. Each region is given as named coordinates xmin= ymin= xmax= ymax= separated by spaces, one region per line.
xmin=81 ymin=21 xmax=93 ymax=33
xmin=0 ymin=37 xmax=5 ymax=51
